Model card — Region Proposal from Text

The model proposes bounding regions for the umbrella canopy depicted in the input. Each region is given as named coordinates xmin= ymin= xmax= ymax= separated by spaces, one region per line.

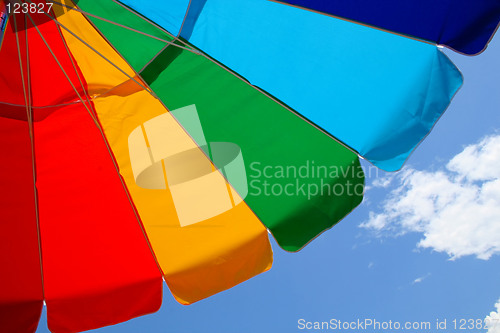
xmin=274 ymin=0 xmax=500 ymax=55
xmin=0 ymin=0 xmax=498 ymax=332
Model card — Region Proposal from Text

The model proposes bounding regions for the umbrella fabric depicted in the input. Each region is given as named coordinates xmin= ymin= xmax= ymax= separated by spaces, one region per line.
xmin=0 ymin=0 xmax=364 ymax=331
xmin=56 ymin=5 xmax=274 ymax=306
xmin=0 ymin=13 xmax=42 ymax=333
xmin=274 ymin=0 xmax=500 ymax=55
xmin=74 ymin=0 xmax=365 ymax=251
xmin=0 ymin=8 xmax=162 ymax=333
xmin=117 ymin=0 xmax=464 ymax=171
xmin=0 ymin=18 xmax=44 ymax=329
xmin=0 ymin=0 xmax=497 ymax=332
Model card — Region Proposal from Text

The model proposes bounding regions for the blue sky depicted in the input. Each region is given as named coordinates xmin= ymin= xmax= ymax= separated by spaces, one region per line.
xmin=36 ymin=30 xmax=500 ymax=333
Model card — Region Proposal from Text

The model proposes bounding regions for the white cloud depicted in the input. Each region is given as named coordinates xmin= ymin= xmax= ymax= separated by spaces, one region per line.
xmin=371 ymin=175 xmax=394 ymax=189
xmin=448 ymin=136 xmax=500 ymax=181
xmin=486 ymin=298 xmax=500 ymax=333
xmin=412 ymin=273 xmax=431 ymax=285
xmin=361 ymin=135 xmax=500 ymax=260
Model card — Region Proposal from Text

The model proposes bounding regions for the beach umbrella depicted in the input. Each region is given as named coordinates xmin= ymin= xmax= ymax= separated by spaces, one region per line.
xmin=0 ymin=0 xmax=498 ymax=332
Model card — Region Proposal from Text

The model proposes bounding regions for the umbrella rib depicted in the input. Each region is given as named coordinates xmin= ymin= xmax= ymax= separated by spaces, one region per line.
xmin=50 ymin=0 xmax=198 ymax=54
xmin=52 ymin=4 xmax=167 ymax=278
xmin=111 ymin=0 xmax=363 ymax=161
xmin=72 ymin=4 xmax=163 ymax=100
xmin=108 ymin=0 xmax=207 ymax=73
xmin=24 ymin=10 xmax=97 ymax=122
xmin=51 ymin=9 xmax=98 ymax=119
xmin=76 ymin=3 xmax=262 ymax=266
xmin=23 ymin=5 xmax=167 ymax=280
xmin=79 ymin=1 xmax=364 ymax=255
xmin=28 ymin=5 xmax=154 ymax=96
xmin=12 ymin=11 xmax=47 ymax=302
xmin=136 ymin=0 xmax=202 ymax=75
xmin=31 ymin=1 xmax=190 ymax=98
